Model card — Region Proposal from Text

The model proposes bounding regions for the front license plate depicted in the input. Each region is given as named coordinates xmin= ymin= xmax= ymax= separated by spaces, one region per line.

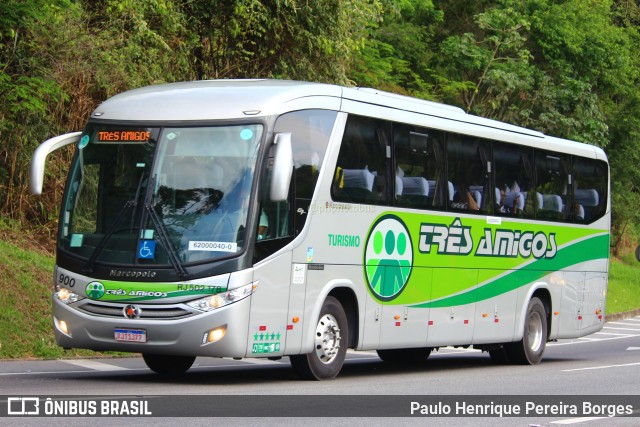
xmin=114 ymin=328 xmax=147 ymax=343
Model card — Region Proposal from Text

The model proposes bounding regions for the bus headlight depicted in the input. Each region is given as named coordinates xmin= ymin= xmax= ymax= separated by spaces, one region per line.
xmin=186 ymin=282 xmax=257 ymax=312
xmin=54 ymin=286 xmax=83 ymax=304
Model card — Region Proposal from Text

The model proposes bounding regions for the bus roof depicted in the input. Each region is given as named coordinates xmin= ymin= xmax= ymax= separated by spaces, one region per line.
xmin=91 ymin=79 xmax=342 ymax=122
xmin=90 ymin=79 xmax=606 ymax=161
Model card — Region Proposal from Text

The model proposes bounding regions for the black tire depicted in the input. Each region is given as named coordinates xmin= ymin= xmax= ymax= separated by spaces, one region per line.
xmin=290 ymin=296 xmax=348 ymax=380
xmin=505 ymin=297 xmax=548 ymax=365
xmin=377 ymin=347 xmax=432 ymax=363
xmin=142 ymin=354 xmax=195 ymax=375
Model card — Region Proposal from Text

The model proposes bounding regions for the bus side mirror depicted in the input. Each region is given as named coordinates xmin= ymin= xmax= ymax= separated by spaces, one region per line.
xmin=270 ymin=132 xmax=293 ymax=202
xmin=30 ymin=132 xmax=82 ymax=196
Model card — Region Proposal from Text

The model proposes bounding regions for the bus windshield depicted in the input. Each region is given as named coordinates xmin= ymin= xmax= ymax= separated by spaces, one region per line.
xmin=60 ymin=124 xmax=263 ymax=267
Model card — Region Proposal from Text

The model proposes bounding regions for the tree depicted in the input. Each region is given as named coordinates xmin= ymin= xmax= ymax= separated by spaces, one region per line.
xmin=181 ymin=0 xmax=380 ymax=84
xmin=349 ymin=0 xmax=443 ymax=97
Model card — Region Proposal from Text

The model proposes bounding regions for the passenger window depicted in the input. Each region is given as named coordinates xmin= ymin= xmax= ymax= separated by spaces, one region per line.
xmin=493 ymin=142 xmax=534 ymax=218
xmin=447 ymin=134 xmax=490 ymax=214
xmin=572 ymin=157 xmax=607 ymax=223
xmin=393 ymin=124 xmax=445 ymax=210
xmin=332 ymin=115 xmax=390 ymax=205
xmin=534 ymin=151 xmax=570 ymax=222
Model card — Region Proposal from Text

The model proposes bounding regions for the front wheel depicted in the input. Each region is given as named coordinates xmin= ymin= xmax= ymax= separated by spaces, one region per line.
xmin=142 ymin=354 xmax=195 ymax=375
xmin=505 ymin=297 xmax=548 ymax=365
xmin=290 ymin=296 xmax=348 ymax=380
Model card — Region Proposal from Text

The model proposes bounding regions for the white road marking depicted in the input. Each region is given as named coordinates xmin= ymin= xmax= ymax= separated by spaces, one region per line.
xmin=550 ymin=416 xmax=610 ymax=424
xmin=348 ymin=350 xmax=378 ymax=356
xmin=62 ymin=359 xmax=130 ymax=371
xmin=236 ymin=358 xmax=281 ymax=365
xmin=549 ymin=335 xmax=634 ymax=346
xmin=562 ymin=362 xmax=640 ymax=372
xmin=592 ymin=332 xmax=633 ymax=336
xmin=0 ymin=369 xmax=111 ymax=376
xmin=605 ymin=322 xmax=640 ymax=327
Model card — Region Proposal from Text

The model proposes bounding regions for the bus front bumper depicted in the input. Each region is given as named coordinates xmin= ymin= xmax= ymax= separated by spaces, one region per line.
xmin=52 ymin=295 xmax=251 ymax=357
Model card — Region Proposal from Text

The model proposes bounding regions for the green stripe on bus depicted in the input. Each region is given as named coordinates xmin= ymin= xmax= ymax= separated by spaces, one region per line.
xmin=411 ymin=233 xmax=609 ymax=308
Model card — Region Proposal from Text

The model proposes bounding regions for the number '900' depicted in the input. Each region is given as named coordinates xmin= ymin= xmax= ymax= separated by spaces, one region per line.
xmin=58 ymin=273 xmax=76 ymax=288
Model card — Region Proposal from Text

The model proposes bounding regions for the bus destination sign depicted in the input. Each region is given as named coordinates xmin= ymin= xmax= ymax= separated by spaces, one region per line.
xmin=96 ymin=130 xmax=150 ymax=144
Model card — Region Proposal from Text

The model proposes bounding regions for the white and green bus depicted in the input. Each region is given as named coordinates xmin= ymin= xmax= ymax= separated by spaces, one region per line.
xmin=31 ymin=80 xmax=609 ymax=380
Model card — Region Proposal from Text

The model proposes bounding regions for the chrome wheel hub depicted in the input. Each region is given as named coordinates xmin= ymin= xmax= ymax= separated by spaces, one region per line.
xmin=527 ymin=311 xmax=543 ymax=352
xmin=314 ymin=313 xmax=341 ymax=364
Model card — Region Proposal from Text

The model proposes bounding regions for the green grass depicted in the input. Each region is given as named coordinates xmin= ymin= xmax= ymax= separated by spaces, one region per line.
xmin=607 ymin=254 xmax=640 ymax=314
xmin=0 ymin=227 xmax=639 ymax=359
xmin=0 ymin=239 xmax=99 ymax=359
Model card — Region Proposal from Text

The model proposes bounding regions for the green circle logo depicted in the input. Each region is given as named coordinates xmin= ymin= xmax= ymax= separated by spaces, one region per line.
xmin=86 ymin=281 xmax=105 ymax=299
xmin=364 ymin=214 xmax=413 ymax=301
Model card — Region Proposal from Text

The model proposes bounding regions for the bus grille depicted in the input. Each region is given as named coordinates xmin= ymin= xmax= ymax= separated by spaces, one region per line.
xmin=76 ymin=302 xmax=195 ymax=320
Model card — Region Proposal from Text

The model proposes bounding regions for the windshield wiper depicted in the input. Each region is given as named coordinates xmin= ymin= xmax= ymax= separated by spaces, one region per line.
xmin=85 ymin=172 xmax=188 ymax=280
xmin=144 ymin=201 xmax=189 ymax=280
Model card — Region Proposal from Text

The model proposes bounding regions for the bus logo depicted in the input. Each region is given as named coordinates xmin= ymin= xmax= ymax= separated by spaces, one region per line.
xmin=123 ymin=304 xmax=141 ymax=319
xmin=86 ymin=281 xmax=105 ymax=299
xmin=364 ymin=214 xmax=413 ymax=301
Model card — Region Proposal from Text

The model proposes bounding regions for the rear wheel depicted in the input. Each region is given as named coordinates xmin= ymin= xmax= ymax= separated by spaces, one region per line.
xmin=290 ymin=296 xmax=348 ymax=380
xmin=377 ymin=347 xmax=432 ymax=363
xmin=505 ymin=297 xmax=547 ymax=365
xmin=142 ymin=354 xmax=195 ymax=375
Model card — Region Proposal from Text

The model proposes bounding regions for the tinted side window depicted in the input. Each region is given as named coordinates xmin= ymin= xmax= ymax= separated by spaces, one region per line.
xmin=493 ymin=141 xmax=534 ymax=218
xmin=572 ymin=157 xmax=608 ymax=223
xmin=534 ymin=151 xmax=570 ymax=222
xmin=273 ymin=109 xmax=337 ymax=235
xmin=393 ymin=123 xmax=445 ymax=210
xmin=332 ymin=115 xmax=390 ymax=205
xmin=447 ymin=134 xmax=490 ymax=214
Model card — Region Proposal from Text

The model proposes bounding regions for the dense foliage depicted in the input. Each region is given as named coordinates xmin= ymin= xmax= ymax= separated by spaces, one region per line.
xmin=1 ymin=0 xmax=639 ymax=252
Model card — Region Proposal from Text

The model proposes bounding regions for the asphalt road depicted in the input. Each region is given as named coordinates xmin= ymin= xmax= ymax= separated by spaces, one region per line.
xmin=1 ymin=316 xmax=639 ymax=426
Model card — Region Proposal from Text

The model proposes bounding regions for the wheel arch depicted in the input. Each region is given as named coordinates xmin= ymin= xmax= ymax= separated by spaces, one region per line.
xmin=328 ymin=287 xmax=359 ymax=349
xmin=301 ymin=280 xmax=361 ymax=354
xmin=515 ymin=284 xmax=552 ymax=342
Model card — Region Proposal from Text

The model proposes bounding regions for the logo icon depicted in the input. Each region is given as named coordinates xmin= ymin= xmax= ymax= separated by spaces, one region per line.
xmin=364 ymin=214 xmax=413 ymax=301
xmin=123 ymin=304 xmax=141 ymax=319
xmin=7 ymin=397 xmax=39 ymax=415
xmin=85 ymin=281 xmax=105 ymax=299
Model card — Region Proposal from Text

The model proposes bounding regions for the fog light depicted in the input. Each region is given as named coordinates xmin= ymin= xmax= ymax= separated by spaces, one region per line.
xmin=202 ymin=326 xmax=227 ymax=345
xmin=55 ymin=317 xmax=71 ymax=336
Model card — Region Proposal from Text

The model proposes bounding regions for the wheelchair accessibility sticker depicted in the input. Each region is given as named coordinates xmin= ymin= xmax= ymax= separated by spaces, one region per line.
xmin=138 ymin=240 xmax=156 ymax=259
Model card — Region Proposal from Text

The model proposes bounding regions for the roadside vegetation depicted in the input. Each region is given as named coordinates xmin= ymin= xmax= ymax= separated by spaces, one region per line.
xmin=2 ymin=1 xmax=640 ymax=250
xmin=607 ymin=253 xmax=640 ymax=314
xmin=0 ymin=220 xmax=115 ymax=358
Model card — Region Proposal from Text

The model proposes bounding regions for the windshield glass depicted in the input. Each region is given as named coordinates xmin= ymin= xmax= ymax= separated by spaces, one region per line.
xmin=60 ymin=124 xmax=263 ymax=267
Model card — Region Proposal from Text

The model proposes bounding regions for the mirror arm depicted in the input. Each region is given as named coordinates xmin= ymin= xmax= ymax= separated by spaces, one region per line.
xmin=30 ymin=132 xmax=82 ymax=196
